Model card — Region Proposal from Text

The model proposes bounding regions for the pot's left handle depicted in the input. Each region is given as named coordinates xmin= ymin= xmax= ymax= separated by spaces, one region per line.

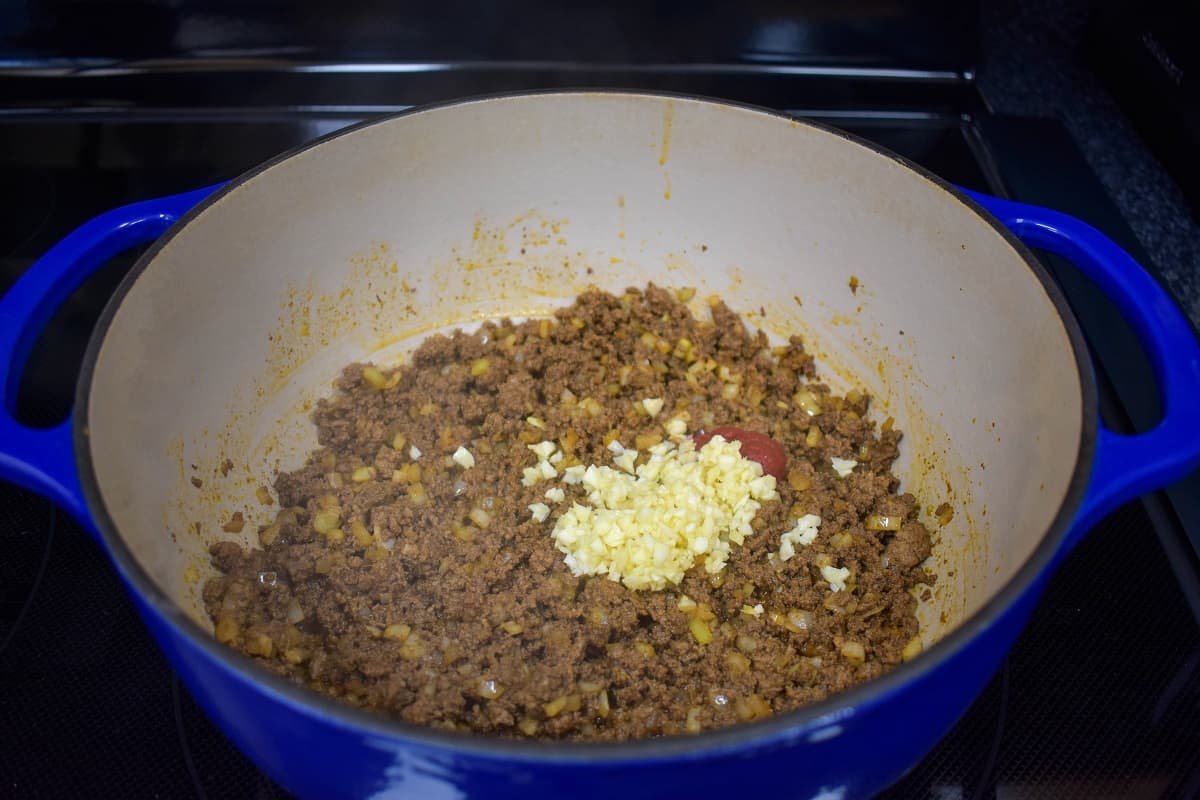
xmin=0 ymin=185 xmax=220 ymax=537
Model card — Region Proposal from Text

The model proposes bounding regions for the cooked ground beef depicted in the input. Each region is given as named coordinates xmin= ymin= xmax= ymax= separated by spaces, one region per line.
xmin=203 ymin=284 xmax=934 ymax=740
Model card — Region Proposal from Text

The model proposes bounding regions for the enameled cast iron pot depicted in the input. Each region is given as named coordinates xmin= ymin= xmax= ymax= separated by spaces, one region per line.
xmin=2 ymin=93 xmax=1199 ymax=799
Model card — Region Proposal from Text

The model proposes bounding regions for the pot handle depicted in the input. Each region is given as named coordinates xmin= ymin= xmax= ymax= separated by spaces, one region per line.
xmin=965 ymin=189 xmax=1200 ymax=548
xmin=0 ymin=185 xmax=220 ymax=537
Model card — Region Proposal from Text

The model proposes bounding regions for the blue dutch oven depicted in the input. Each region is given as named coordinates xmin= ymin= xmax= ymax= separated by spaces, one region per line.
xmin=2 ymin=93 xmax=1199 ymax=799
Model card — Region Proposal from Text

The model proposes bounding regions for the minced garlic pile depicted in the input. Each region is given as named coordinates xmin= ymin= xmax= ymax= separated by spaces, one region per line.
xmin=547 ymin=435 xmax=778 ymax=590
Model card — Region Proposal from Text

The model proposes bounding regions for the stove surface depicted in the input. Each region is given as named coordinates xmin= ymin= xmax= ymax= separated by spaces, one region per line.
xmin=1 ymin=100 xmax=1198 ymax=799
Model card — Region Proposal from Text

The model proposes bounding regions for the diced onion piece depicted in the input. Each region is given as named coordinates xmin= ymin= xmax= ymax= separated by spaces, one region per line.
xmin=383 ymin=623 xmax=411 ymax=641
xmin=245 ymin=634 xmax=274 ymax=658
xmin=902 ymin=636 xmax=924 ymax=662
xmin=787 ymin=608 xmax=814 ymax=632
xmin=787 ymin=469 xmax=811 ymax=491
xmin=398 ymin=634 xmax=427 ymax=660
xmin=258 ymin=523 xmax=280 ymax=547
xmin=748 ymin=694 xmax=772 ymax=718
xmin=806 ymin=426 xmax=823 ymax=448
xmin=350 ymin=519 xmax=372 ymax=547
xmin=392 ymin=463 xmax=421 ymax=484
xmin=865 ymin=514 xmax=903 ymax=531
xmin=635 ymin=433 xmax=662 ymax=450
xmin=361 ymin=366 xmax=388 ymax=389
xmin=841 ymin=641 xmax=866 ymax=665
xmin=312 ymin=511 xmax=340 ymax=534
xmin=214 ymin=617 xmax=238 ymax=643
xmin=543 ymin=694 xmax=580 ymax=717
xmin=794 ymin=390 xmax=822 ymax=416
xmin=731 ymin=693 xmax=771 ymax=722
xmin=725 ymin=651 xmax=751 ymax=676
xmin=578 ymin=397 xmax=603 ymax=417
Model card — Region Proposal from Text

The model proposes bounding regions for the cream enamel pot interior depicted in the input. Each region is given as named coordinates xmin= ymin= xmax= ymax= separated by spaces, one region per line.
xmin=2 ymin=92 xmax=1199 ymax=800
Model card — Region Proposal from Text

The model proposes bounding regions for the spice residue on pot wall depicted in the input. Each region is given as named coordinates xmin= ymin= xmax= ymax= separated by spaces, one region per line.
xmin=168 ymin=204 xmax=974 ymax=653
xmin=159 ymin=96 xmax=1029 ymax=651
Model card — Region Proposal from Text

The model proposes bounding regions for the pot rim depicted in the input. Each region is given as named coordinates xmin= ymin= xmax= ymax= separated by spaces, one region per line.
xmin=74 ymin=89 xmax=1097 ymax=762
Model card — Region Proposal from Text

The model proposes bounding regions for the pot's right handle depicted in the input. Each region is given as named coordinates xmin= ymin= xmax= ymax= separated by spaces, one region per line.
xmin=0 ymin=185 xmax=220 ymax=537
xmin=965 ymin=190 xmax=1200 ymax=550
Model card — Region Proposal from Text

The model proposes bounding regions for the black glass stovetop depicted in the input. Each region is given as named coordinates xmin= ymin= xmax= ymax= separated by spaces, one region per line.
xmin=2 ymin=89 xmax=1199 ymax=799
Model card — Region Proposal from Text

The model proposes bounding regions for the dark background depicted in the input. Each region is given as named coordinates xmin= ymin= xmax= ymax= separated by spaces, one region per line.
xmin=3 ymin=2 xmax=1200 ymax=798
xmin=2 ymin=1 xmax=1197 ymax=325
xmin=3 ymin=1 xmax=978 ymax=65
